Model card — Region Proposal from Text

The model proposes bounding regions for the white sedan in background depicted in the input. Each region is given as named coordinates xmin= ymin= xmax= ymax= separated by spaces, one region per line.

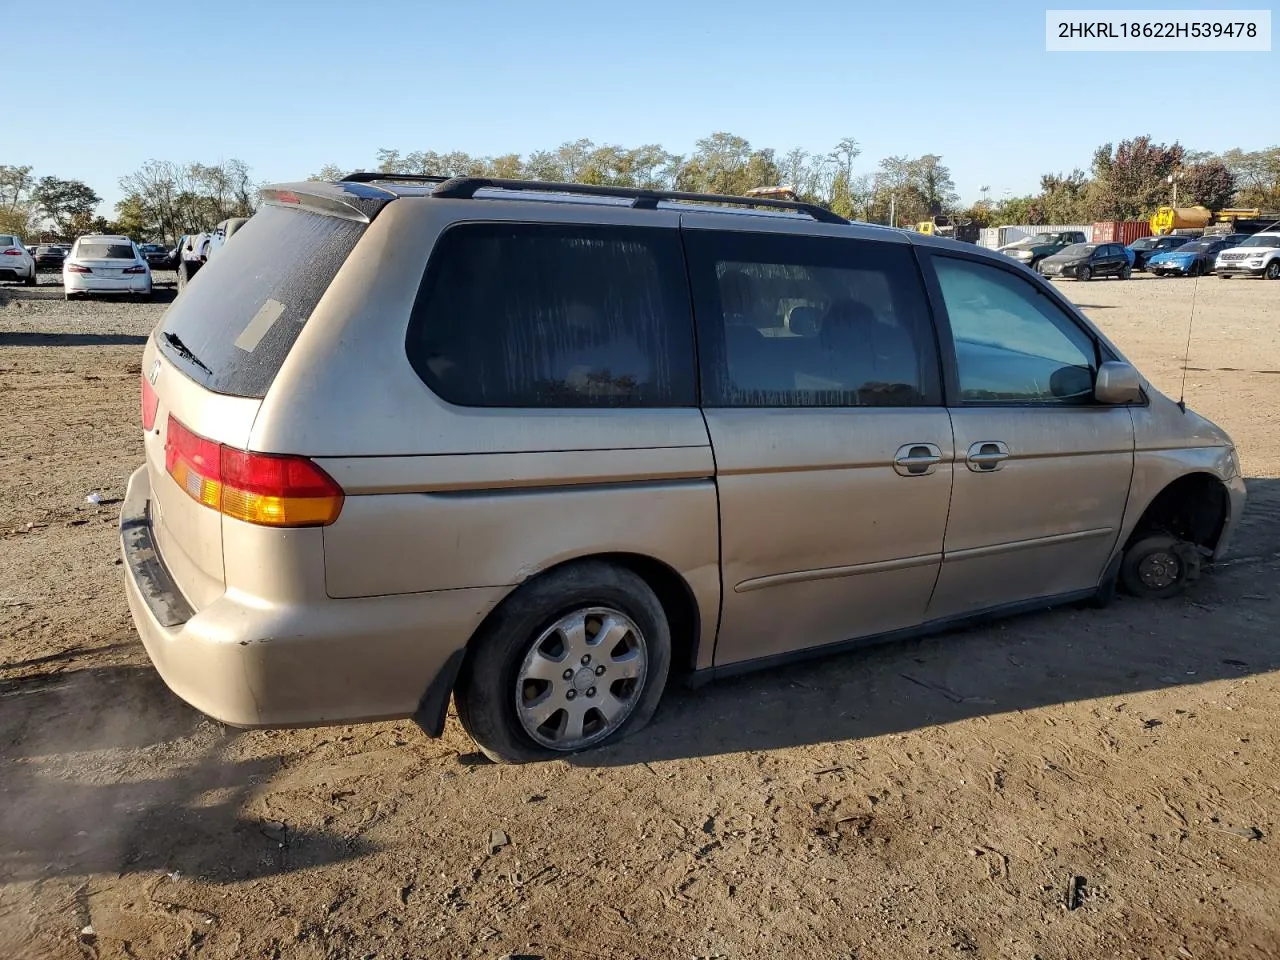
xmin=63 ymin=235 xmax=153 ymax=301
xmin=0 ymin=234 xmax=37 ymax=286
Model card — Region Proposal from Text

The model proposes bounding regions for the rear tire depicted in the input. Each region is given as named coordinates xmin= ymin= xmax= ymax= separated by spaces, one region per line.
xmin=1119 ymin=264 xmax=1131 ymax=280
xmin=24 ymin=269 xmax=36 ymax=287
xmin=454 ymin=561 xmax=671 ymax=764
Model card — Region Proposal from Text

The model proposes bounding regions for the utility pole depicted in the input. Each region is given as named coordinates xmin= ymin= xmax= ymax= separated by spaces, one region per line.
xmin=1167 ymin=170 xmax=1184 ymax=205
xmin=889 ymin=193 xmax=896 ymax=228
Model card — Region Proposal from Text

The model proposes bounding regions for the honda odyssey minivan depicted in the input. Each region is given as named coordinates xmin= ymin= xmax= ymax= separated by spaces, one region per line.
xmin=121 ymin=175 xmax=1246 ymax=762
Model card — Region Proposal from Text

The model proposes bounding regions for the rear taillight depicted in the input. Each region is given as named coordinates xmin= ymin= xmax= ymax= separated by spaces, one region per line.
xmin=66 ymin=263 xmax=92 ymax=273
xmin=140 ymin=375 xmax=158 ymax=431
xmin=123 ymin=265 xmax=147 ymax=274
xmin=1 ymin=248 xmax=21 ymax=256
xmin=164 ymin=415 xmax=343 ymax=527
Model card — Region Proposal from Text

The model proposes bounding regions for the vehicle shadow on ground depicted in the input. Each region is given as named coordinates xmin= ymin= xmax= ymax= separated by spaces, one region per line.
xmin=582 ymin=476 xmax=1280 ymax=767
xmin=0 ymin=665 xmax=374 ymax=883
xmin=0 ymin=331 xmax=149 ymax=347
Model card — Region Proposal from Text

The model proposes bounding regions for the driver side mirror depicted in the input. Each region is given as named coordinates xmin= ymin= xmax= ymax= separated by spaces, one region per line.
xmin=1094 ymin=361 xmax=1143 ymax=404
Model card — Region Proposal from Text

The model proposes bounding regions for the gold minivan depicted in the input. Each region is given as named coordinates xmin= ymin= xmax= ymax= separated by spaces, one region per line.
xmin=121 ymin=175 xmax=1246 ymax=762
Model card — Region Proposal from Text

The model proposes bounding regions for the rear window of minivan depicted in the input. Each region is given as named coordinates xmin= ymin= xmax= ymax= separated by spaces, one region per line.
xmin=156 ymin=204 xmax=365 ymax=398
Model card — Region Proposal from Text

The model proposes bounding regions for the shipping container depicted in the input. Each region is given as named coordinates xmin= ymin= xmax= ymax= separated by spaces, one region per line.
xmin=1091 ymin=220 xmax=1152 ymax=246
xmin=996 ymin=225 xmax=1094 ymax=248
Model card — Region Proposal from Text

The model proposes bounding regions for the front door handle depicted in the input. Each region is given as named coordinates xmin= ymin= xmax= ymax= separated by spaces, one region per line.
xmin=894 ymin=443 xmax=943 ymax=477
xmin=966 ymin=441 xmax=1010 ymax=472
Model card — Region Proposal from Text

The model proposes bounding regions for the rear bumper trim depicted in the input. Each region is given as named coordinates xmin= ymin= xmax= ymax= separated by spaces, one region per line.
xmin=121 ymin=491 xmax=194 ymax=628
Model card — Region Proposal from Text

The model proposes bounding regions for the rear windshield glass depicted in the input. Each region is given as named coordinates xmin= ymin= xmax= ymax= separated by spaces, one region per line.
xmin=78 ymin=242 xmax=135 ymax=259
xmin=0 ymin=236 xmax=15 ymax=247
xmin=156 ymin=204 xmax=365 ymax=398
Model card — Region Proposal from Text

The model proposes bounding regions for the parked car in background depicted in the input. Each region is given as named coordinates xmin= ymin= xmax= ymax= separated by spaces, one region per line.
xmin=1215 ymin=232 xmax=1280 ymax=279
xmin=1148 ymin=237 xmax=1239 ymax=277
xmin=33 ymin=244 xmax=69 ymax=270
xmin=0 ymin=235 xmax=37 ymax=286
xmin=119 ymin=175 xmax=1244 ymax=763
xmin=1127 ymin=235 xmax=1195 ymax=271
xmin=139 ymin=243 xmax=173 ymax=269
xmin=176 ymin=216 xmax=251 ymax=291
xmin=63 ymin=235 xmax=153 ymax=300
xmin=998 ymin=231 xmax=1088 ymax=270
xmin=1039 ymin=242 xmax=1131 ymax=280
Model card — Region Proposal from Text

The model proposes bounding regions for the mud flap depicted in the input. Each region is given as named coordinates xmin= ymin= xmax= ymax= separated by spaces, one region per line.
xmin=412 ymin=648 xmax=466 ymax=737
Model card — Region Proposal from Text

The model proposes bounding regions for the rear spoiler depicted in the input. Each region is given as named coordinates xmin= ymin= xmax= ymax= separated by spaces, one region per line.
xmin=258 ymin=180 xmax=397 ymax=223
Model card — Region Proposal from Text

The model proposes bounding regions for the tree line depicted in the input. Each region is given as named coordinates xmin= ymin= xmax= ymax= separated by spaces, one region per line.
xmin=321 ymin=134 xmax=1280 ymax=228
xmin=313 ymin=133 xmax=962 ymax=227
xmin=0 ymin=160 xmax=255 ymax=244
xmin=3 ymin=135 xmax=1278 ymax=243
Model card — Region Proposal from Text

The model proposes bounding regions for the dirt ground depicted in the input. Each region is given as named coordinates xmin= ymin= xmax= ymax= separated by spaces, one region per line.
xmin=2 ymin=268 xmax=1279 ymax=960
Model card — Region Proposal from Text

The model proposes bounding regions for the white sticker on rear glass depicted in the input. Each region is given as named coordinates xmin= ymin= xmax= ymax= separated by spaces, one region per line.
xmin=233 ymin=298 xmax=286 ymax=353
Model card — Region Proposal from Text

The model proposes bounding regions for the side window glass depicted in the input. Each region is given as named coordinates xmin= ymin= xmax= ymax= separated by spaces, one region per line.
xmin=933 ymin=256 xmax=1098 ymax=404
xmin=684 ymin=231 xmax=940 ymax=407
xmin=406 ymin=224 xmax=696 ymax=408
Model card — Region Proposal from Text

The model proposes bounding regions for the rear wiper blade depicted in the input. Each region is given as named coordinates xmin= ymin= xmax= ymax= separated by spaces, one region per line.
xmin=161 ymin=331 xmax=212 ymax=375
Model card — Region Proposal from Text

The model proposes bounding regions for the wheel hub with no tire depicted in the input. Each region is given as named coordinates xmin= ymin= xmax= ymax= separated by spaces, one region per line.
xmin=1137 ymin=551 xmax=1180 ymax=590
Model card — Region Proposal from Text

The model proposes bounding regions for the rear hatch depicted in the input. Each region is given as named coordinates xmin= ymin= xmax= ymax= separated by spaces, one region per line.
xmin=142 ymin=184 xmax=388 ymax=608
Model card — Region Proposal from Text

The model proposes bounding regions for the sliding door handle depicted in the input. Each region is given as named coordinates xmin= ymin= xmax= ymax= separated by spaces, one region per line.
xmin=894 ymin=443 xmax=943 ymax=477
xmin=966 ymin=441 xmax=1010 ymax=472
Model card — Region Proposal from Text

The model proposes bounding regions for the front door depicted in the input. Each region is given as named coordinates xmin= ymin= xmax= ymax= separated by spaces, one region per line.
xmin=921 ymin=252 xmax=1135 ymax=619
xmin=680 ymin=221 xmax=954 ymax=668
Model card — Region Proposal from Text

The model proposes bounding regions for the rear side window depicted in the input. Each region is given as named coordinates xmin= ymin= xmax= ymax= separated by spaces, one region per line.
xmin=683 ymin=230 xmax=941 ymax=407
xmin=406 ymin=223 xmax=696 ymax=407
xmin=157 ymin=205 xmax=365 ymax=398
xmin=78 ymin=242 xmax=135 ymax=259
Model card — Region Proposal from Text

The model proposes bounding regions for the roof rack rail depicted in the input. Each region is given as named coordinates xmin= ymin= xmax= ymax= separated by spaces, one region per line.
xmin=429 ymin=176 xmax=849 ymax=225
xmin=339 ymin=172 xmax=452 ymax=185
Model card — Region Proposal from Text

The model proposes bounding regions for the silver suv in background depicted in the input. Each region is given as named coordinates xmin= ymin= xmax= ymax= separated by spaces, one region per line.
xmin=121 ymin=175 xmax=1245 ymax=763
xmin=1215 ymin=232 xmax=1280 ymax=279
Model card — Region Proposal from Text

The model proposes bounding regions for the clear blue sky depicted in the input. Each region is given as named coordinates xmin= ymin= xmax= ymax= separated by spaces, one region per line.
xmin=9 ymin=0 xmax=1278 ymax=213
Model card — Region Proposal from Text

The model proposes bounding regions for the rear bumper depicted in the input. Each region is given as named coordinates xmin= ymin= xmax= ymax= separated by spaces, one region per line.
xmin=66 ymin=274 xmax=150 ymax=293
xmin=120 ymin=465 xmax=507 ymax=730
xmin=0 ymin=264 xmax=33 ymax=280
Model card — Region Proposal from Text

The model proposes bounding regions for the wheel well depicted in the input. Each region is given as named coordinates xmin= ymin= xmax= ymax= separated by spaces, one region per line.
xmin=1126 ymin=472 xmax=1229 ymax=551
xmin=595 ymin=553 xmax=701 ymax=675
xmin=463 ymin=553 xmax=702 ymax=677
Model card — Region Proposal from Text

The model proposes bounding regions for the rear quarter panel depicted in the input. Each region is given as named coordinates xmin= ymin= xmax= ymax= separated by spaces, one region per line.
xmin=251 ymin=198 xmax=722 ymax=669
